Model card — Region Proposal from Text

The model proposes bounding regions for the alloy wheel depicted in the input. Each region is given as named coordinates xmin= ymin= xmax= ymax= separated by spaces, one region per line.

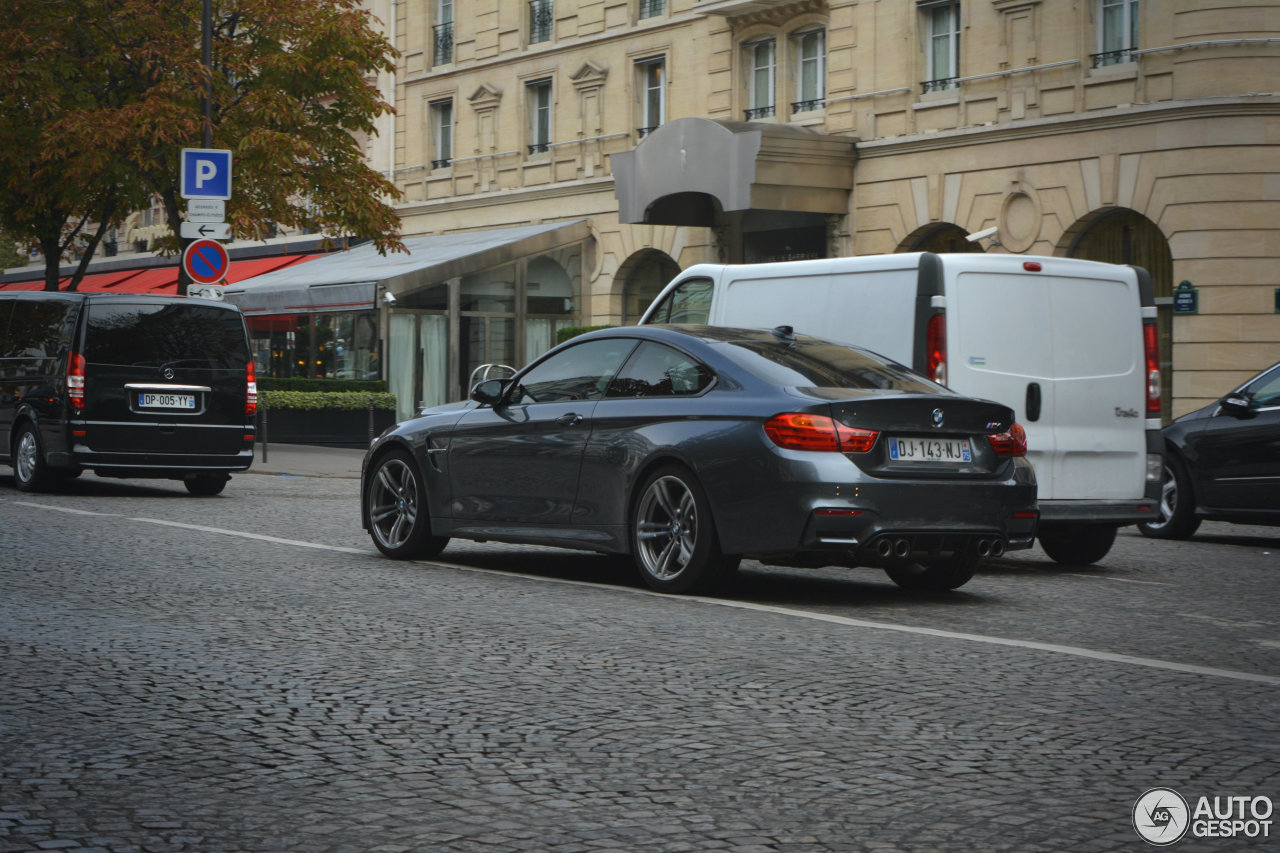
xmin=635 ymin=475 xmax=699 ymax=581
xmin=368 ymin=457 xmax=420 ymax=551
xmin=15 ymin=430 xmax=38 ymax=485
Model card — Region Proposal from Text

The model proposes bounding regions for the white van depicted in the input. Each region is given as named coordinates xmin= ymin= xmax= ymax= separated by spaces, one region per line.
xmin=638 ymin=252 xmax=1163 ymax=565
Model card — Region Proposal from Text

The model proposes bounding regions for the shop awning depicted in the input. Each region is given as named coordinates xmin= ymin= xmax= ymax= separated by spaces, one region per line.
xmin=0 ymin=253 xmax=315 ymax=295
xmin=613 ymin=117 xmax=856 ymax=226
xmin=224 ymin=220 xmax=590 ymax=315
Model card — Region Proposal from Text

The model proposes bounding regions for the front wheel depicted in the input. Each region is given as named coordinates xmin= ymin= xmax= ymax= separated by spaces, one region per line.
xmin=13 ymin=423 xmax=55 ymax=493
xmin=1036 ymin=522 xmax=1117 ymax=565
xmin=632 ymin=465 xmax=739 ymax=594
xmin=1138 ymin=458 xmax=1201 ymax=540
xmin=886 ymin=551 xmax=980 ymax=592
xmin=365 ymin=450 xmax=449 ymax=560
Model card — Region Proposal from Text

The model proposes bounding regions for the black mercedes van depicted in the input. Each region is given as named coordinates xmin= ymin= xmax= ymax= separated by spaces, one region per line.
xmin=0 ymin=292 xmax=256 ymax=495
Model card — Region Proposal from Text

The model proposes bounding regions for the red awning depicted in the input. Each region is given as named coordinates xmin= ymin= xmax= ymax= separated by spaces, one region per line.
xmin=0 ymin=253 xmax=316 ymax=294
xmin=224 ymin=254 xmax=314 ymax=283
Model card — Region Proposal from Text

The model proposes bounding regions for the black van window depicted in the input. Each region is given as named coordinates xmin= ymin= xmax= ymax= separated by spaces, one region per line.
xmin=4 ymin=300 xmax=76 ymax=359
xmin=85 ymin=302 xmax=247 ymax=369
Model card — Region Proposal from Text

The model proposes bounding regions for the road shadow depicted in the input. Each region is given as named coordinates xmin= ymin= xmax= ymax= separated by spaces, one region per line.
xmin=0 ymin=471 xmax=199 ymax=499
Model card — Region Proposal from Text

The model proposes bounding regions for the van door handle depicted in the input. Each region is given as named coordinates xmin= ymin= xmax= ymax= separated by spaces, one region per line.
xmin=556 ymin=413 xmax=584 ymax=426
xmin=1026 ymin=383 xmax=1042 ymax=422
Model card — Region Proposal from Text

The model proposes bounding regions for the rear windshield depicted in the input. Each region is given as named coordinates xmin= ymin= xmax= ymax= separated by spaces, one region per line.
xmin=717 ymin=338 xmax=942 ymax=393
xmin=85 ymin=302 xmax=248 ymax=369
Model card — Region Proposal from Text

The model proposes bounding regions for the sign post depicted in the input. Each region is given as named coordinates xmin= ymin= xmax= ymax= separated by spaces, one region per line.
xmin=178 ymin=148 xmax=232 ymax=296
xmin=182 ymin=239 xmax=230 ymax=286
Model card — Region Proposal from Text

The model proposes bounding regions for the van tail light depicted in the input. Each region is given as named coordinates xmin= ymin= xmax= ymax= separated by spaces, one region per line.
xmin=926 ymin=313 xmax=947 ymax=385
xmin=1143 ymin=319 xmax=1161 ymax=416
xmin=764 ymin=413 xmax=878 ymax=453
xmin=66 ymin=351 xmax=86 ymax=413
xmin=246 ymin=360 xmax=258 ymax=417
xmin=988 ymin=422 xmax=1027 ymax=457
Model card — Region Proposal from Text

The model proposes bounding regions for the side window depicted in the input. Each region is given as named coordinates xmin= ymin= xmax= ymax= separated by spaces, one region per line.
xmin=649 ymin=277 xmax=714 ymax=325
xmin=6 ymin=300 xmax=75 ymax=359
xmin=606 ymin=342 xmax=714 ymax=398
xmin=513 ymin=338 xmax=637 ymax=403
xmin=1244 ymin=367 xmax=1280 ymax=409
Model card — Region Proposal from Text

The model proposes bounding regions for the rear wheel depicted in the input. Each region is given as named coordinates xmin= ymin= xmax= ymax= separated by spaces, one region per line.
xmin=184 ymin=474 xmax=229 ymax=496
xmin=13 ymin=423 xmax=55 ymax=493
xmin=886 ymin=551 xmax=980 ymax=592
xmin=632 ymin=465 xmax=739 ymax=594
xmin=1037 ymin=522 xmax=1117 ymax=565
xmin=1137 ymin=458 xmax=1201 ymax=540
xmin=365 ymin=450 xmax=449 ymax=560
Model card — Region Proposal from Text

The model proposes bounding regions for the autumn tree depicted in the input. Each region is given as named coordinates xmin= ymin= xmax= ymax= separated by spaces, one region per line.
xmin=0 ymin=0 xmax=402 ymax=292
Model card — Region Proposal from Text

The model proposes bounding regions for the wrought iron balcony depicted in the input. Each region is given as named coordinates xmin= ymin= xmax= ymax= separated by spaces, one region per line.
xmin=431 ymin=158 xmax=451 ymax=169
xmin=432 ymin=22 xmax=453 ymax=66
xmin=791 ymin=98 xmax=825 ymax=113
xmin=529 ymin=0 xmax=553 ymax=43
xmin=637 ymin=126 xmax=659 ymax=139
xmin=1091 ymin=48 xmax=1135 ymax=68
xmin=639 ymin=0 xmax=665 ymax=18
xmin=744 ymin=105 xmax=775 ymax=119
xmin=528 ymin=142 xmax=551 ymax=154
xmin=921 ymin=77 xmax=958 ymax=94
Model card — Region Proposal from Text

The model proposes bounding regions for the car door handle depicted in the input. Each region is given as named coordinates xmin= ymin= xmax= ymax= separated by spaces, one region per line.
xmin=1026 ymin=382 xmax=1042 ymax=422
xmin=556 ymin=413 xmax=584 ymax=426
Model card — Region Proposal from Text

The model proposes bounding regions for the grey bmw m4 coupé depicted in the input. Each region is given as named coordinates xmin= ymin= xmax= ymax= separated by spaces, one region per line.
xmin=361 ymin=325 xmax=1038 ymax=594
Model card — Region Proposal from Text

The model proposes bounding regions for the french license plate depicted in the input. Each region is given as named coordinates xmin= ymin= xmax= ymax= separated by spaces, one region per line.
xmin=888 ymin=437 xmax=971 ymax=462
xmin=139 ymin=392 xmax=196 ymax=410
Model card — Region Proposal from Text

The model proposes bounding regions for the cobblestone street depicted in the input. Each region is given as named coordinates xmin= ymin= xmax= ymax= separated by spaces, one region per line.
xmin=2 ymin=468 xmax=1277 ymax=852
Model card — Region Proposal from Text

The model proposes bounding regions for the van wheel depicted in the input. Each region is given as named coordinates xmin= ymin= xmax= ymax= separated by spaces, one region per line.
xmin=1137 ymin=458 xmax=1201 ymax=540
xmin=1037 ymin=523 xmax=1117 ymax=565
xmin=886 ymin=552 xmax=980 ymax=592
xmin=13 ymin=423 xmax=55 ymax=493
xmin=185 ymin=474 xmax=229 ymax=496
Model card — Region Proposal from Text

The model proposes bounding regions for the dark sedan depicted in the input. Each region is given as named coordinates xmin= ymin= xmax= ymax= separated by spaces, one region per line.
xmin=361 ymin=326 xmax=1038 ymax=594
xmin=1140 ymin=360 xmax=1280 ymax=540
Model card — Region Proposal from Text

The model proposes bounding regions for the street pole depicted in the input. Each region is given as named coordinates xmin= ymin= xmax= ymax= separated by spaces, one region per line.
xmin=179 ymin=0 xmax=214 ymax=296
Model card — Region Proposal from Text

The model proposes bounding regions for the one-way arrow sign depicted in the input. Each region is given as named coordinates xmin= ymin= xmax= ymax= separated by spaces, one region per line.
xmin=180 ymin=221 xmax=231 ymax=240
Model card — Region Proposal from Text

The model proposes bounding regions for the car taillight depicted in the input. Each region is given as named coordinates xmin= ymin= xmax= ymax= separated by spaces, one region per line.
xmin=246 ymin=360 xmax=258 ymax=417
xmin=66 ymin=351 xmax=86 ymax=413
xmin=1143 ymin=319 xmax=1160 ymax=416
xmin=764 ymin=413 xmax=879 ymax=453
xmin=926 ymin=312 xmax=947 ymax=385
xmin=988 ymin=422 xmax=1027 ymax=457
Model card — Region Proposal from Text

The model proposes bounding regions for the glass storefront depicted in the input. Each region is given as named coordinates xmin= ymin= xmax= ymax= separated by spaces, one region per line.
xmin=246 ymin=311 xmax=380 ymax=381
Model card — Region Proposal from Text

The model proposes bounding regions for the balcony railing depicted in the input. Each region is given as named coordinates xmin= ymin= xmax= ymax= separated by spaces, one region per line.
xmin=433 ymin=21 xmax=453 ymax=66
xmin=1091 ymin=48 xmax=1135 ymax=68
xmin=744 ymin=105 xmax=775 ymax=119
xmin=528 ymin=142 xmax=551 ymax=154
xmin=529 ymin=0 xmax=553 ymax=43
xmin=921 ymin=77 xmax=958 ymax=94
xmin=791 ymin=98 xmax=825 ymax=113
xmin=431 ymin=158 xmax=451 ymax=169
xmin=637 ymin=126 xmax=659 ymax=139
xmin=638 ymin=0 xmax=664 ymax=18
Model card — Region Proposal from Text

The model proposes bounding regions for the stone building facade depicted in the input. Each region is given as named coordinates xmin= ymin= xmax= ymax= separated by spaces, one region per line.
xmin=375 ymin=0 xmax=1278 ymax=417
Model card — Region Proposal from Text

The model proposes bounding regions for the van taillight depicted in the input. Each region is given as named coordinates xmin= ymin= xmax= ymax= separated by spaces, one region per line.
xmin=1143 ymin=320 xmax=1160 ymax=415
xmin=764 ymin=413 xmax=878 ymax=453
xmin=926 ymin=313 xmax=947 ymax=385
xmin=246 ymin=360 xmax=258 ymax=417
xmin=66 ymin=351 xmax=86 ymax=413
xmin=988 ymin=422 xmax=1027 ymax=457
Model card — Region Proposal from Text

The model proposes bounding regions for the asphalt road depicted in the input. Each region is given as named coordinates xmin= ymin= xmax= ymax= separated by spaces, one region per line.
xmin=1 ymin=468 xmax=1277 ymax=852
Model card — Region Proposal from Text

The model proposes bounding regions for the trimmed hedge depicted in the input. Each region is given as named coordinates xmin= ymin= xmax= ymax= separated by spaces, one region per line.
xmin=556 ymin=325 xmax=615 ymax=345
xmin=259 ymin=377 xmax=388 ymax=393
xmin=260 ymin=390 xmax=397 ymax=411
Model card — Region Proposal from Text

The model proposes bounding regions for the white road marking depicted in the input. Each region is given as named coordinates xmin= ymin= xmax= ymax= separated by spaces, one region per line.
xmin=1063 ymin=572 xmax=1170 ymax=587
xmin=7 ymin=498 xmax=1277 ymax=687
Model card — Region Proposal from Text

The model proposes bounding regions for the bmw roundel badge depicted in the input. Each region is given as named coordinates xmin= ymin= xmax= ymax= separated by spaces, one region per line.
xmin=932 ymin=408 xmax=944 ymax=428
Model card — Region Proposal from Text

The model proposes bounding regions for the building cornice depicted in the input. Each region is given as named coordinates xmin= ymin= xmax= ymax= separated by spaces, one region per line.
xmin=396 ymin=177 xmax=618 ymax=221
xmin=854 ymin=97 xmax=1280 ymax=157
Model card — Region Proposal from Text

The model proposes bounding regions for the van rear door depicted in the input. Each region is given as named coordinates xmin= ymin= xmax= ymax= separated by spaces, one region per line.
xmin=80 ymin=299 xmax=249 ymax=456
xmin=944 ymin=257 xmax=1147 ymax=502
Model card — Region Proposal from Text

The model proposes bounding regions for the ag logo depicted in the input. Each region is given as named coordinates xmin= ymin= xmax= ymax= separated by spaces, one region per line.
xmin=1133 ymin=787 xmax=1190 ymax=845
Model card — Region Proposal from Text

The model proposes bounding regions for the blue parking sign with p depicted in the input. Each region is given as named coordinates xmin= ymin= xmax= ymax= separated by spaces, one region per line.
xmin=180 ymin=148 xmax=232 ymax=200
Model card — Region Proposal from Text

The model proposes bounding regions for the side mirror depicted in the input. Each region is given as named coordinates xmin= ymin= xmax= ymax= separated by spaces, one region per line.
xmin=1219 ymin=393 xmax=1252 ymax=417
xmin=470 ymin=378 xmax=509 ymax=406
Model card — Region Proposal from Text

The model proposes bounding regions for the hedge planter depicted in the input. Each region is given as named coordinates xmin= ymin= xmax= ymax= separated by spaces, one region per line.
xmin=257 ymin=391 xmax=399 ymax=448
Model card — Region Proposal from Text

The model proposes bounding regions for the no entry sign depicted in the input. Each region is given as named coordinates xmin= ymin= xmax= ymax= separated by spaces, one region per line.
xmin=182 ymin=239 xmax=231 ymax=285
